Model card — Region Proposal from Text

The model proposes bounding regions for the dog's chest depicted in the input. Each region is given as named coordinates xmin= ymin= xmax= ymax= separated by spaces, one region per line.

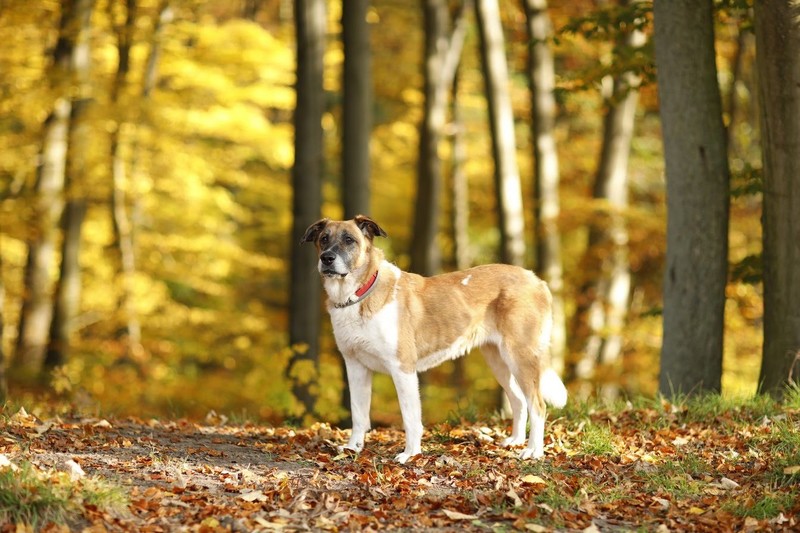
xmin=330 ymin=301 xmax=399 ymax=373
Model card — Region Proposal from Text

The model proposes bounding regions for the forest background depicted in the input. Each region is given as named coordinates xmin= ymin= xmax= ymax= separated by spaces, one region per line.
xmin=0 ymin=0 xmax=791 ymax=427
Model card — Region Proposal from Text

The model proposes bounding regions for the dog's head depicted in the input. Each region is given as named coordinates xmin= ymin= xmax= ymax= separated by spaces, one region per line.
xmin=301 ymin=215 xmax=387 ymax=278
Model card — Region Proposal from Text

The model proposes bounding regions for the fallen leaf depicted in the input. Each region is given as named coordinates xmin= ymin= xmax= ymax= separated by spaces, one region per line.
xmin=525 ymin=524 xmax=549 ymax=532
xmin=239 ymin=490 xmax=268 ymax=502
xmin=442 ymin=509 xmax=478 ymax=520
xmin=719 ymin=477 xmax=740 ymax=490
xmin=506 ymin=487 xmax=523 ymax=507
xmin=783 ymin=465 xmax=800 ymax=475
xmin=521 ymin=474 xmax=547 ymax=485
xmin=688 ymin=506 xmax=705 ymax=515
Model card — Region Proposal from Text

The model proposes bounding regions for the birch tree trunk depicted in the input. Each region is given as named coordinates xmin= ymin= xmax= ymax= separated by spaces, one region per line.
xmin=754 ymin=0 xmax=800 ymax=397
xmin=568 ymin=3 xmax=644 ymax=399
xmin=287 ymin=0 xmax=325 ymax=419
xmin=108 ymin=0 xmax=142 ymax=354
xmin=522 ymin=0 xmax=565 ymax=373
xmin=45 ymin=0 xmax=96 ymax=370
xmin=475 ymin=0 xmax=525 ymax=267
xmin=15 ymin=1 xmax=78 ymax=372
xmin=654 ymin=0 xmax=730 ymax=396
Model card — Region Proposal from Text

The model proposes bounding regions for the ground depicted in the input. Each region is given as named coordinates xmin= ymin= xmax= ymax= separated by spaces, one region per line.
xmin=1 ymin=397 xmax=799 ymax=531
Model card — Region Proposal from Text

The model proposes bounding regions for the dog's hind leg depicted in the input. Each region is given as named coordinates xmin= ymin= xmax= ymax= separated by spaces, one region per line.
xmin=389 ymin=368 xmax=423 ymax=464
xmin=482 ymin=344 xmax=528 ymax=447
xmin=342 ymin=357 xmax=373 ymax=453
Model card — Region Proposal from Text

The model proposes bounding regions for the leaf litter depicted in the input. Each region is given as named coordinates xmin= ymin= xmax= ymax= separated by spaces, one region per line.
xmin=0 ymin=401 xmax=798 ymax=531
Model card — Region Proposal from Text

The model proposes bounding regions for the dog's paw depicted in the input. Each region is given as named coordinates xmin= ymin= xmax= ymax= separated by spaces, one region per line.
xmin=394 ymin=452 xmax=419 ymax=464
xmin=501 ymin=436 xmax=526 ymax=447
xmin=518 ymin=447 xmax=544 ymax=460
xmin=337 ymin=442 xmax=364 ymax=455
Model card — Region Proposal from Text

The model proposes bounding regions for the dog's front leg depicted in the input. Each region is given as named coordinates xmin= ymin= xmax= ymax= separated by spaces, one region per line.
xmin=341 ymin=357 xmax=373 ymax=453
xmin=390 ymin=369 xmax=423 ymax=464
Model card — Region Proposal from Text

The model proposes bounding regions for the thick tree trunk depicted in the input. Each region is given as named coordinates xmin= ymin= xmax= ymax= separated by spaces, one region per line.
xmin=654 ymin=0 xmax=730 ymax=396
xmin=411 ymin=0 xmax=467 ymax=276
xmin=44 ymin=0 xmax=95 ymax=370
xmin=340 ymin=0 xmax=372 ymax=422
xmin=568 ymin=4 xmax=644 ymax=399
xmin=15 ymin=1 xmax=78 ymax=372
xmin=475 ymin=0 xmax=525 ymax=267
xmin=287 ymin=0 xmax=325 ymax=418
xmin=754 ymin=0 xmax=800 ymax=397
xmin=523 ymin=0 xmax=565 ymax=373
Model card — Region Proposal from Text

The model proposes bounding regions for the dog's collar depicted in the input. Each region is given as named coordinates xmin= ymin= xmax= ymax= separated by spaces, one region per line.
xmin=334 ymin=271 xmax=379 ymax=309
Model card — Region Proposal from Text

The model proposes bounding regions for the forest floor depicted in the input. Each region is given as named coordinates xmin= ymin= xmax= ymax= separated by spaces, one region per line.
xmin=1 ymin=396 xmax=799 ymax=532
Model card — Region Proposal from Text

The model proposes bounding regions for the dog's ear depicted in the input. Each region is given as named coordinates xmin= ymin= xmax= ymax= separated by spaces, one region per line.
xmin=300 ymin=218 xmax=329 ymax=244
xmin=354 ymin=215 xmax=388 ymax=240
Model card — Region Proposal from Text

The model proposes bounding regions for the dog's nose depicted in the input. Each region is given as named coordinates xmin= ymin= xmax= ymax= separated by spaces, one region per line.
xmin=320 ymin=251 xmax=336 ymax=266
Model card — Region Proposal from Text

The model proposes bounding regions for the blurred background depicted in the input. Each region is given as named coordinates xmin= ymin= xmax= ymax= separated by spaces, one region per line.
xmin=0 ymin=0 xmax=763 ymax=424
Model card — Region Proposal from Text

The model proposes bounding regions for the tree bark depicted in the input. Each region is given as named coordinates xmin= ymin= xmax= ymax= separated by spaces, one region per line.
xmin=0 ymin=244 xmax=8 ymax=402
xmin=568 ymin=1 xmax=644 ymax=399
xmin=340 ymin=0 xmax=372 ymax=422
xmin=475 ymin=0 xmax=525 ymax=267
xmin=410 ymin=0 xmax=467 ymax=276
xmin=522 ymin=0 xmax=565 ymax=373
xmin=45 ymin=0 xmax=96 ymax=370
xmin=287 ymin=0 xmax=325 ymax=418
xmin=108 ymin=0 xmax=141 ymax=349
xmin=342 ymin=0 xmax=372 ymax=219
xmin=754 ymin=0 xmax=800 ymax=397
xmin=15 ymin=0 xmax=79 ymax=371
xmin=654 ymin=0 xmax=730 ymax=396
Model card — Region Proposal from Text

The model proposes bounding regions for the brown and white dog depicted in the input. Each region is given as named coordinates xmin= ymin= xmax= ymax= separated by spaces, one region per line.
xmin=302 ymin=215 xmax=566 ymax=463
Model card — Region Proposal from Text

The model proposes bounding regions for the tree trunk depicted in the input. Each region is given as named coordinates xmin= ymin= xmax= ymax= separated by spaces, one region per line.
xmin=45 ymin=0 xmax=95 ymax=370
xmin=342 ymin=0 xmax=372 ymax=220
xmin=475 ymin=0 xmax=525 ymax=267
xmin=754 ymin=0 xmax=800 ymax=397
xmin=410 ymin=0 xmax=467 ymax=276
xmin=0 ymin=245 xmax=8 ymax=402
xmin=522 ymin=0 xmax=565 ymax=373
xmin=15 ymin=1 xmax=79 ymax=372
xmin=654 ymin=0 xmax=730 ymax=396
xmin=340 ymin=0 xmax=372 ymax=422
xmin=287 ymin=0 xmax=325 ymax=419
xmin=568 ymin=2 xmax=644 ymax=400
xmin=107 ymin=0 xmax=142 ymax=355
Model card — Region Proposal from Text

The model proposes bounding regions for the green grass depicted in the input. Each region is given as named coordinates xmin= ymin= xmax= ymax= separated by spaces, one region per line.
xmin=0 ymin=461 xmax=128 ymax=528
xmin=724 ymin=491 xmax=798 ymax=520
xmin=578 ymin=422 xmax=616 ymax=456
xmin=638 ymin=458 xmax=704 ymax=499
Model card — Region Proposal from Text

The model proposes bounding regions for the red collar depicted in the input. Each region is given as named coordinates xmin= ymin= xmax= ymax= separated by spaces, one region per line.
xmin=335 ymin=270 xmax=380 ymax=309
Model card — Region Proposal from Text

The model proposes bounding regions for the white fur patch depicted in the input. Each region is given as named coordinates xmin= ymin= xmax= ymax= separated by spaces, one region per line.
xmin=461 ymin=275 xmax=472 ymax=286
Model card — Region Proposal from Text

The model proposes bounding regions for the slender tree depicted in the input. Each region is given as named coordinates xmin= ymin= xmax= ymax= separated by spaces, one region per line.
xmin=0 ymin=244 xmax=7 ymax=402
xmin=108 ymin=0 xmax=142 ymax=355
xmin=522 ymin=0 xmax=565 ymax=372
xmin=568 ymin=1 xmax=645 ymax=398
xmin=410 ymin=0 xmax=468 ymax=276
xmin=475 ymin=0 xmax=525 ymax=267
xmin=654 ymin=0 xmax=730 ymax=396
xmin=16 ymin=0 xmax=79 ymax=372
xmin=45 ymin=0 xmax=96 ymax=370
xmin=754 ymin=0 xmax=800 ymax=397
xmin=287 ymin=0 xmax=326 ymax=418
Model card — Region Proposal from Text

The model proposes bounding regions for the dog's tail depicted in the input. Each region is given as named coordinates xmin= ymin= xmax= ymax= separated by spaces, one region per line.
xmin=541 ymin=368 xmax=567 ymax=409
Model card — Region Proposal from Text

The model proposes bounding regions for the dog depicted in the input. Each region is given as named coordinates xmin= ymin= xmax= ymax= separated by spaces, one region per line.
xmin=302 ymin=215 xmax=567 ymax=463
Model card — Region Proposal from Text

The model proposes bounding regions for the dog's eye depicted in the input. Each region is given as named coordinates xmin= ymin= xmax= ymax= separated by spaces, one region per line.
xmin=320 ymin=235 xmax=329 ymax=245
xmin=344 ymin=235 xmax=355 ymax=245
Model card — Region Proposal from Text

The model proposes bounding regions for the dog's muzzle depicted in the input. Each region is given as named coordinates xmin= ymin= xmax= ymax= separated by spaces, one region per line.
xmin=319 ymin=250 xmax=347 ymax=277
